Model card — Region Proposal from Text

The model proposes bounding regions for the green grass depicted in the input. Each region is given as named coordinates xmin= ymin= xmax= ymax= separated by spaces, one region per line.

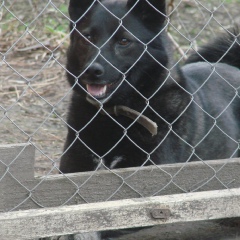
xmin=1 ymin=2 xmax=69 ymax=38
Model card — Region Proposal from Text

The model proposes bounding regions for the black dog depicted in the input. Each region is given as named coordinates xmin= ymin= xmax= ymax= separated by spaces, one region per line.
xmin=60 ymin=0 xmax=240 ymax=174
xmin=59 ymin=0 xmax=240 ymax=238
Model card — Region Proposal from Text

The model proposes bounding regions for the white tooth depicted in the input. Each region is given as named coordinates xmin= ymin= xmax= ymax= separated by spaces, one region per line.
xmin=100 ymin=85 xmax=107 ymax=96
xmin=86 ymin=84 xmax=107 ymax=97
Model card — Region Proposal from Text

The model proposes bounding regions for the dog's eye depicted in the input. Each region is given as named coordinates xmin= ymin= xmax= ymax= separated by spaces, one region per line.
xmin=118 ymin=38 xmax=130 ymax=46
xmin=82 ymin=34 xmax=92 ymax=45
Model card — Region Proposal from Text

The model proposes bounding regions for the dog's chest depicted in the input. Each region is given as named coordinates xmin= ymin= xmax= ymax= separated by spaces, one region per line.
xmin=92 ymin=155 xmax=125 ymax=170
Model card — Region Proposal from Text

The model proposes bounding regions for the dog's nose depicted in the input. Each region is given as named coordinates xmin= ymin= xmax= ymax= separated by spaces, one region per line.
xmin=86 ymin=63 xmax=104 ymax=78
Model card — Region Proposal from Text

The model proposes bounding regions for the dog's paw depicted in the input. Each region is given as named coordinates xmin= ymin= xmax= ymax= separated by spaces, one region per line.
xmin=70 ymin=232 xmax=101 ymax=240
xmin=38 ymin=232 xmax=101 ymax=240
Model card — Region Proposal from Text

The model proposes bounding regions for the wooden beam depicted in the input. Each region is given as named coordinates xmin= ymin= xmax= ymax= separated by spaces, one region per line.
xmin=1 ymin=188 xmax=240 ymax=240
xmin=0 ymin=143 xmax=35 ymax=212
xmin=0 ymin=143 xmax=34 ymax=180
xmin=0 ymin=144 xmax=240 ymax=212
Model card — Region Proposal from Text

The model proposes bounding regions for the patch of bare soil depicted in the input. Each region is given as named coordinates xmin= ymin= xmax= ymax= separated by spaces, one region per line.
xmin=1 ymin=0 xmax=240 ymax=176
xmin=0 ymin=49 xmax=69 ymax=175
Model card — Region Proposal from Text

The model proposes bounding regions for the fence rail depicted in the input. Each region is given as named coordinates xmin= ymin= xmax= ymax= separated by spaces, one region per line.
xmin=1 ymin=187 xmax=240 ymax=240
xmin=1 ymin=144 xmax=240 ymax=212
xmin=1 ymin=144 xmax=240 ymax=239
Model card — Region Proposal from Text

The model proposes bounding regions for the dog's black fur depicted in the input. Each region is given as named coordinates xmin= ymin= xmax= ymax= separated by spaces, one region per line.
xmin=60 ymin=0 xmax=240 ymax=175
xmin=59 ymin=0 xmax=240 ymax=239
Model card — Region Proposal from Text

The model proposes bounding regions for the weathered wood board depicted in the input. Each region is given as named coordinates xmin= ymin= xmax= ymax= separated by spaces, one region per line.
xmin=0 ymin=144 xmax=240 ymax=212
xmin=0 ymin=143 xmax=240 ymax=240
xmin=0 ymin=188 xmax=240 ymax=240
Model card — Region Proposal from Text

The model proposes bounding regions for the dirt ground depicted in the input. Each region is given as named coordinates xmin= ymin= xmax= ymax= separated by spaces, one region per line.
xmin=1 ymin=0 xmax=240 ymax=239
xmin=1 ymin=0 xmax=240 ymax=176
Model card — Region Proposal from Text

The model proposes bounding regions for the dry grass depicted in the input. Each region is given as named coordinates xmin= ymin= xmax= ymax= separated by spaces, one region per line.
xmin=0 ymin=1 xmax=70 ymax=175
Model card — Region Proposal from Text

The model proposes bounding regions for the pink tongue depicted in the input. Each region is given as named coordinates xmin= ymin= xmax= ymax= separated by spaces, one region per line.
xmin=86 ymin=84 xmax=107 ymax=97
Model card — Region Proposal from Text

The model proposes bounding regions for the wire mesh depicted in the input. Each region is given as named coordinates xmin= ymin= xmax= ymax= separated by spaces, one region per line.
xmin=0 ymin=0 xmax=240 ymax=220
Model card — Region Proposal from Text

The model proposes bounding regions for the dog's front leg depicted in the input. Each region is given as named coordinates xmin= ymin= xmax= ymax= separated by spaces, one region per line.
xmin=61 ymin=232 xmax=101 ymax=240
xmin=39 ymin=232 xmax=101 ymax=240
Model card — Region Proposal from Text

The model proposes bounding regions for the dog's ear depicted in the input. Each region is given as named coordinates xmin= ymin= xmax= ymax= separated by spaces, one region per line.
xmin=127 ymin=0 xmax=166 ymax=28
xmin=68 ymin=0 xmax=96 ymax=22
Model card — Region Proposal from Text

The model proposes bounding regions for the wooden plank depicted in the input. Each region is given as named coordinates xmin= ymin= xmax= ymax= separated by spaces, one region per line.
xmin=31 ymin=158 xmax=240 ymax=208
xmin=0 ymin=143 xmax=35 ymax=212
xmin=0 ymin=141 xmax=239 ymax=211
xmin=0 ymin=188 xmax=240 ymax=240
xmin=0 ymin=143 xmax=34 ymax=180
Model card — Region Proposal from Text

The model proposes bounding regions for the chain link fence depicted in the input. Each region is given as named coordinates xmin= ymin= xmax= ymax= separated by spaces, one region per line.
xmin=0 ymin=0 xmax=69 ymax=176
xmin=1 ymin=0 xmax=240 ymax=239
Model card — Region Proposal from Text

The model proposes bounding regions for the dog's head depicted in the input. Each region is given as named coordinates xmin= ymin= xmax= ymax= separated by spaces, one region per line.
xmin=67 ymin=0 xmax=168 ymax=106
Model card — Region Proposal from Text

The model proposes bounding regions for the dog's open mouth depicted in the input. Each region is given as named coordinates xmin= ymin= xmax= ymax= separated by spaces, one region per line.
xmin=86 ymin=84 xmax=107 ymax=98
xmin=86 ymin=80 xmax=121 ymax=101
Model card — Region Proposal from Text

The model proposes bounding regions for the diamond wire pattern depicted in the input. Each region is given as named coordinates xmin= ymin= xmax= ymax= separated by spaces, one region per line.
xmin=0 ymin=0 xmax=240 ymax=211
